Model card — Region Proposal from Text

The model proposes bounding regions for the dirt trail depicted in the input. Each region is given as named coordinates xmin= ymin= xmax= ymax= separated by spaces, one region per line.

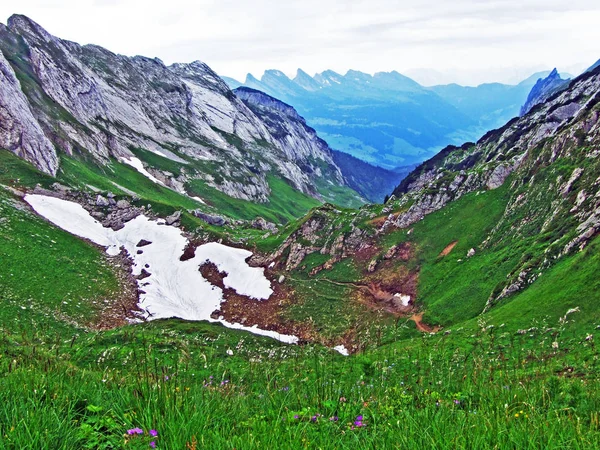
xmin=410 ymin=312 xmax=440 ymax=333
xmin=438 ymin=241 xmax=458 ymax=257
xmin=290 ymin=276 xmax=398 ymax=303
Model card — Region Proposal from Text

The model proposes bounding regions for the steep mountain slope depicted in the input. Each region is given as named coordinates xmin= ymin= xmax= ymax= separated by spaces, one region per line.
xmin=329 ymin=150 xmax=407 ymax=203
xmin=0 ymin=47 xmax=57 ymax=174
xmin=390 ymin=65 xmax=600 ymax=312
xmin=0 ymin=15 xmax=360 ymax=214
xmin=225 ymin=69 xmax=544 ymax=168
xmin=519 ymin=69 xmax=570 ymax=115
xmin=234 ymin=87 xmax=394 ymax=203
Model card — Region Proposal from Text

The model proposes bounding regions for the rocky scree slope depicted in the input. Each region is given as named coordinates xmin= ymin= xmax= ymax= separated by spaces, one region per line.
xmin=388 ymin=65 xmax=600 ymax=309
xmin=0 ymin=15 xmax=356 ymax=205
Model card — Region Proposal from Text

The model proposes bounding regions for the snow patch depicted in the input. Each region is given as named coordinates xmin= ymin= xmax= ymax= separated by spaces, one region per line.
xmin=393 ymin=293 xmax=411 ymax=307
xmin=196 ymin=243 xmax=272 ymax=299
xmin=24 ymin=194 xmax=297 ymax=344
xmin=121 ymin=157 xmax=166 ymax=187
xmin=333 ymin=345 xmax=349 ymax=356
xmin=25 ymin=194 xmax=120 ymax=255
xmin=189 ymin=196 xmax=206 ymax=204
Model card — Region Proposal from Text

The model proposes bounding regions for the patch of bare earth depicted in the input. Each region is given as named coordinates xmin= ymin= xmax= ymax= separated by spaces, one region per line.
xmin=320 ymin=241 xmax=440 ymax=334
xmin=353 ymin=242 xmax=382 ymax=263
xmin=410 ymin=312 xmax=440 ymax=333
xmin=200 ymin=262 xmax=317 ymax=343
xmin=438 ymin=240 xmax=458 ymax=257
xmin=91 ymin=249 xmax=142 ymax=330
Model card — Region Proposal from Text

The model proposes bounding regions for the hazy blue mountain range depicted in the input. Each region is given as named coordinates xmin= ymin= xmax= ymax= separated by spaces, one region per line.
xmin=223 ymin=69 xmax=562 ymax=169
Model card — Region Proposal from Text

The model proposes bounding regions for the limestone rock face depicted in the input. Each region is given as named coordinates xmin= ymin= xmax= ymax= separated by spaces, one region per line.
xmin=0 ymin=45 xmax=57 ymax=174
xmin=234 ymin=87 xmax=346 ymax=198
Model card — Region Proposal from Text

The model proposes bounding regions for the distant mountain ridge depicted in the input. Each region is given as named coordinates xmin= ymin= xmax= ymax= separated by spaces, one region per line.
xmin=224 ymin=68 xmax=550 ymax=169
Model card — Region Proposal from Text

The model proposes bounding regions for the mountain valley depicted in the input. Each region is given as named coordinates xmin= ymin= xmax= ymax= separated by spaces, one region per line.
xmin=1 ymin=13 xmax=600 ymax=449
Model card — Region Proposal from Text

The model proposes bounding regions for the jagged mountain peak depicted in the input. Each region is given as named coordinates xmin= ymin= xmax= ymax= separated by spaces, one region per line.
xmin=519 ymin=67 xmax=570 ymax=115
xmin=6 ymin=14 xmax=59 ymax=48
xmin=245 ymin=73 xmax=261 ymax=84
xmin=295 ymin=68 xmax=312 ymax=78
xmin=263 ymin=69 xmax=290 ymax=79
xmin=314 ymin=69 xmax=343 ymax=86
xmin=293 ymin=68 xmax=321 ymax=91
xmin=345 ymin=69 xmax=372 ymax=80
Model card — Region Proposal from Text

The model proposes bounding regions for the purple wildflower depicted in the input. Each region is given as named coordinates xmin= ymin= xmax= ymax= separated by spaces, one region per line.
xmin=127 ymin=427 xmax=144 ymax=435
xmin=150 ymin=441 xmax=156 ymax=448
xmin=294 ymin=415 xmax=299 ymax=420
xmin=311 ymin=415 xmax=318 ymax=422
xmin=149 ymin=429 xmax=158 ymax=437
xmin=454 ymin=400 xmax=461 ymax=405
xmin=353 ymin=415 xmax=366 ymax=428
xmin=329 ymin=416 xmax=339 ymax=422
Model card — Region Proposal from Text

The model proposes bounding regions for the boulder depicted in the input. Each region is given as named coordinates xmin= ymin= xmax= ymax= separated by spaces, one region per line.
xmin=252 ymin=216 xmax=277 ymax=232
xmin=367 ymin=259 xmax=378 ymax=273
xmin=165 ymin=210 xmax=181 ymax=226
xmin=96 ymin=195 xmax=110 ymax=207
xmin=116 ymin=199 xmax=130 ymax=209
xmin=193 ymin=211 xmax=229 ymax=226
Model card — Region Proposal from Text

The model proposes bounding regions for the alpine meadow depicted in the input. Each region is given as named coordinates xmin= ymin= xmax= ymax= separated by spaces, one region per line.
xmin=1 ymin=6 xmax=600 ymax=450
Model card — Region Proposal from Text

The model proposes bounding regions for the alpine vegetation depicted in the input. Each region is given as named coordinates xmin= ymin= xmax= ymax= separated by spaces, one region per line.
xmin=1 ymin=11 xmax=600 ymax=450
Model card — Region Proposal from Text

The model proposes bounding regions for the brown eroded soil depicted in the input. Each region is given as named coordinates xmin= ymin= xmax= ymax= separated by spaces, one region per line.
xmin=410 ymin=312 xmax=441 ymax=333
xmin=92 ymin=248 xmax=143 ymax=330
xmin=200 ymin=262 xmax=317 ymax=343
xmin=438 ymin=240 xmax=458 ymax=257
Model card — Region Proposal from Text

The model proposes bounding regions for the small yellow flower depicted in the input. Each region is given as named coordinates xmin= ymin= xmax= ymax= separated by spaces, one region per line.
xmin=515 ymin=413 xmax=519 ymax=418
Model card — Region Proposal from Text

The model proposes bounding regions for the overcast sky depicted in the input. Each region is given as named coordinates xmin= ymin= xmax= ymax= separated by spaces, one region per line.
xmin=1 ymin=1 xmax=599 ymax=86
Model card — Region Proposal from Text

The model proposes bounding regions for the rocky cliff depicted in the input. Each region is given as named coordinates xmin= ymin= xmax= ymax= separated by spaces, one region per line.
xmin=0 ymin=45 xmax=57 ymax=174
xmin=0 ymin=15 xmax=357 ymax=204
xmin=519 ymin=69 xmax=569 ymax=116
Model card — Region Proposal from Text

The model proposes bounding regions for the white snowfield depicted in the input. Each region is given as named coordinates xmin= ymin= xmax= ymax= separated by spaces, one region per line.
xmin=120 ymin=156 xmax=166 ymax=187
xmin=24 ymin=194 xmax=298 ymax=344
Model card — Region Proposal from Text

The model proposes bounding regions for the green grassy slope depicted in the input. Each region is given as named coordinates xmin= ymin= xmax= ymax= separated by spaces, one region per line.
xmin=0 ymin=189 xmax=126 ymax=335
